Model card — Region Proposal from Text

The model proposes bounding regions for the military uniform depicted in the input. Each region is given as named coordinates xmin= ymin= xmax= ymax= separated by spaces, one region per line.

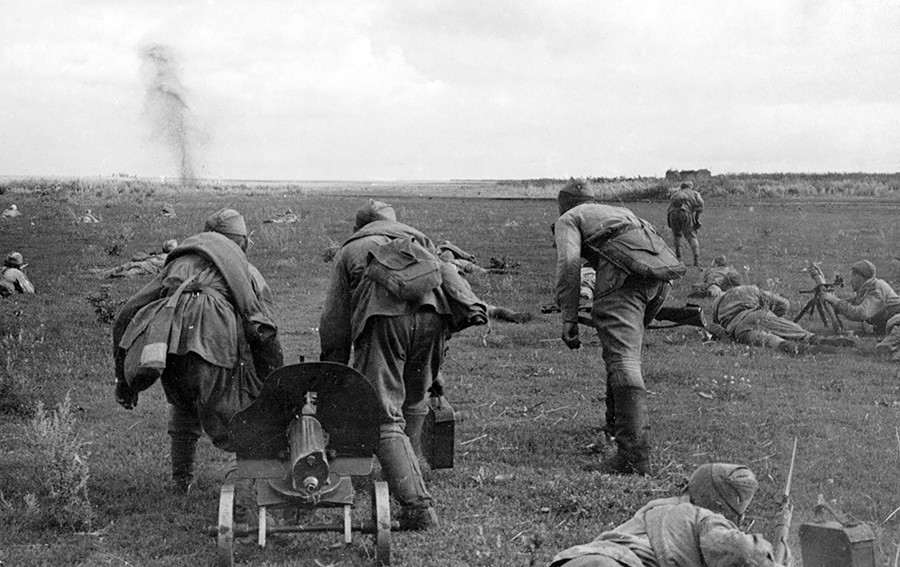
xmin=113 ymin=210 xmax=283 ymax=495
xmin=822 ymin=260 xmax=900 ymax=336
xmin=555 ymin=180 xmax=672 ymax=475
xmin=1 ymin=252 xmax=35 ymax=296
xmin=548 ymin=464 xmax=787 ymax=567
xmin=666 ymin=182 xmax=704 ymax=267
xmin=319 ymin=200 xmax=450 ymax=528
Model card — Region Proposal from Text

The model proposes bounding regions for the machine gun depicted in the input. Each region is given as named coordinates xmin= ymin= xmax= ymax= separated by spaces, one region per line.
xmin=794 ymin=263 xmax=843 ymax=334
xmin=773 ymin=437 xmax=798 ymax=566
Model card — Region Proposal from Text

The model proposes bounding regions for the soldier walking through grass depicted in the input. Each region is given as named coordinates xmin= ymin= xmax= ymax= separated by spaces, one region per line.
xmin=667 ymin=181 xmax=704 ymax=267
xmin=319 ymin=199 xmax=456 ymax=530
xmin=112 ymin=208 xmax=284 ymax=518
xmin=554 ymin=179 xmax=682 ymax=475
xmin=547 ymin=463 xmax=791 ymax=567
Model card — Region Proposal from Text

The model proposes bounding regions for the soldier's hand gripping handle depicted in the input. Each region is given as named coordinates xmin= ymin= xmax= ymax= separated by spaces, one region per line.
xmin=115 ymin=379 xmax=138 ymax=410
xmin=562 ymin=321 xmax=581 ymax=350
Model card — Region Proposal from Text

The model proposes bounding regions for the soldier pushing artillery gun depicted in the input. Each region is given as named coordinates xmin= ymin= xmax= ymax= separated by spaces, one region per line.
xmin=794 ymin=263 xmax=844 ymax=334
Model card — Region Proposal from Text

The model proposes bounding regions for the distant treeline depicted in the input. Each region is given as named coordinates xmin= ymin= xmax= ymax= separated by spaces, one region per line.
xmin=498 ymin=173 xmax=900 ymax=200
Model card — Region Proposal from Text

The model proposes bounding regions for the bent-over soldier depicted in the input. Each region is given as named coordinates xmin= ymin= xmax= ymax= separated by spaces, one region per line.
xmin=112 ymin=209 xmax=284 ymax=512
xmin=319 ymin=199 xmax=453 ymax=530
xmin=555 ymin=179 xmax=678 ymax=475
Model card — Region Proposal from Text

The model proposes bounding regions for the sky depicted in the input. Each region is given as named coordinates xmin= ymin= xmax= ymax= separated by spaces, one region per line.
xmin=2 ymin=0 xmax=900 ymax=181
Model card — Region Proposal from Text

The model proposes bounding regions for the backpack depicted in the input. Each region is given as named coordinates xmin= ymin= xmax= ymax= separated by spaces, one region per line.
xmin=592 ymin=221 xmax=686 ymax=281
xmin=364 ymin=236 xmax=443 ymax=302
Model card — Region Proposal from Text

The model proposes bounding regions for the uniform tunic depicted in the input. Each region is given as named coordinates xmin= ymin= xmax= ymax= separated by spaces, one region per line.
xmin=0 ymin=267 xmax=34 ymax=295
xmin=711 ymin=285 xmax=812 ymax=347
xmin=113 ymin=233 xmax=282 ymax=450
xmin=832 ymin=277 xmax=900 ymax=335
xmin=666 ymin=189 xmax=704 ymax=238
xmin=549 ymin=496 xmax=783 ymax=567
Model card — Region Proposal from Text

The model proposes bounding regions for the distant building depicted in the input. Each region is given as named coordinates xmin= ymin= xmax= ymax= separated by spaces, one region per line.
xmin=665 ymin=169 xmax=712 ymax=183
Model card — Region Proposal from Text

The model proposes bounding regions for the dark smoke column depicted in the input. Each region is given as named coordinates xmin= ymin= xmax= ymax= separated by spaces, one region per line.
xmin=140 ymin=44 xmax=196 ymax=186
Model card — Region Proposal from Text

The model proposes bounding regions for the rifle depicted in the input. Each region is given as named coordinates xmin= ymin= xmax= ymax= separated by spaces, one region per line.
xmin=540 ymin=303 xmax=705 ymax=330
xmin=773 ymin=437 xmax=799 ymax=565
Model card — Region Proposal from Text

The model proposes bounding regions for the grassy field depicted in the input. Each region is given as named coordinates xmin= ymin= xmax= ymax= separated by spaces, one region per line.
xmin=1 ymin=179 xmax=899 ymax=566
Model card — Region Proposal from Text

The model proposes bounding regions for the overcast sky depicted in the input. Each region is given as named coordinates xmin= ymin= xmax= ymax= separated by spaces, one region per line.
xmin=2 ymin=1 xmax=900 ymax=181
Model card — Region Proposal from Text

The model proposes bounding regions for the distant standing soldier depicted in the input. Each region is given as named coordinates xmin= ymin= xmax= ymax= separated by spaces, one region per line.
xmin=820 ymin=259 xmax=900 ymax=336
xmin=667 ymin=181 xmax=704 ymax=267
xmin=319 ymin=200 xmax=463 ymax=529
xmin=555 ymin=179 xmax=682 ymax=475
xmin=1 ymin=252 xmax=35 ymax=296
xmin=112 ymin=208 xmax=284 ymax=513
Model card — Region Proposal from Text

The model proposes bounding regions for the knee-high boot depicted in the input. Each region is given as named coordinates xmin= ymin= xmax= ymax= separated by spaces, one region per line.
xmin=611 ymin=386 xmax=651 ymax=475
xmin=603 ymin=380 xmax=615 ymax=441
xmin=376 ymin=425 xmax=438 ymax=530
xmin=403 ymin=413 xmax=427 ymax=458
xmin=170 ymin=436 xmax=197 ymax=494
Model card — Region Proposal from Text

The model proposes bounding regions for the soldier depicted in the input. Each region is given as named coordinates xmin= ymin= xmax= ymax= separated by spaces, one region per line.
xmin=1 ymin=252 xmax=35 ymax=296
xmin=667 ymin=181 xmax=704 ymax=267
xmin=820 ymin=259 xmax=900 ymax=336
xmin=689 ymin=255 xmax=743 ymax=299
xmin=93 ymin=239 xmax=178 ymax=278
xmin=112 ymin=208 xmax=284 ymax=514
xmin=547 ymin=463 xmax=790 ymax=567
xmin=555 ymin=179 xmax=681 ymax=475
xmin=710 ymin=284 xmax=855 ymax=355
xmin=319 ymin=199 xmax=456 ymax=529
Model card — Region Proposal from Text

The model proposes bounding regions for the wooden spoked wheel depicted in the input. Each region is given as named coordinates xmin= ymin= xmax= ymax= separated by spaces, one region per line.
xmin=217 ymin=483 xmax=235 ymax=567
xmin=371 ymin=480 xmax=391 ymax=566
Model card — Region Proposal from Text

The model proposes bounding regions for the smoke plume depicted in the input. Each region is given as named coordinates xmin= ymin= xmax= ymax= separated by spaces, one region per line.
xmin=140 ymin=44 xmax=197 ymax=186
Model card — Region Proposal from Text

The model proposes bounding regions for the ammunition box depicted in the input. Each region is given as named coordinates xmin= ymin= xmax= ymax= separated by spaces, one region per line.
xmin=799 ymin=520 xmax=876 ymax=567
xmin=422 ymin=395 xmax=455 ymax=469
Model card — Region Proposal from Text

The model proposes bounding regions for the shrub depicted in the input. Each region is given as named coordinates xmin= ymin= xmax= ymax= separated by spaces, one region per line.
xmin=26 ymin=393 xmax=94 ymax=531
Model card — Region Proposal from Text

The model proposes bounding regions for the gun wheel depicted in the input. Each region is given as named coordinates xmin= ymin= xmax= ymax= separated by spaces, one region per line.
xmin=217 ymin=483 xmax=235 ymax=567
xmin=371 ymin=480 xmax=391 ymax=566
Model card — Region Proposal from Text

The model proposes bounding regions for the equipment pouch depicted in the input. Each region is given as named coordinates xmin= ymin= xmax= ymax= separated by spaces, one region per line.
xmin=364 ymin=236 xmax=443 ymax=302
xmin=595 ymin=222 xmax=686 ymax=281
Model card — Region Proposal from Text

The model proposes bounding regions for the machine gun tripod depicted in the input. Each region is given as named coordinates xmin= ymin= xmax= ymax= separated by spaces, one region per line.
xmin=794 ymin=263 xmax=844 ymax=334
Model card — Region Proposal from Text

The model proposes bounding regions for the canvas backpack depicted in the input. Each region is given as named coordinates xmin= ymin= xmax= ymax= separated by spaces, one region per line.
xmin=364 ymin=235 xmax=443 ymax=302
xmin=590 ymin=220 xmax=686 ymax=281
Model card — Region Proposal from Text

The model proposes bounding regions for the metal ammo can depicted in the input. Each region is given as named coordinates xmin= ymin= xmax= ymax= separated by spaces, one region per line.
xmin=799 ymin=497 xmax=876 ymax=567
xmin=422 ymin=394 xmax=455 ymax=469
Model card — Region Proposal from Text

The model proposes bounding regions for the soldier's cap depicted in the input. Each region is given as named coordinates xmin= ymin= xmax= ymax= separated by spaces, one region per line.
xmin=687 ymin=463 xmax=758 ymax=517
xmin=680 ymin=181 xmax=694 ymax=189
xmin=5 ymin=251 xmax=25 ymax=268
xmin=557 ymin=178 xmax=596 ymax=215
xmin=713 ymin=255 xmax=728 ymax=267
xmin=354 ymin=200 xmax=396 ymax=231
xmin=162 ymin=239 xmax=178 ymax=253
xmin=204 ymin=208 xmax=247 ymax=237
xmin=850 ymin=259 xmax=876 ymax=279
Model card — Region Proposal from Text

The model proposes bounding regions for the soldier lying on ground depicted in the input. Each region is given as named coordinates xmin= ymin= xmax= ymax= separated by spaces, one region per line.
xmin=1 ymin=252 xmax=35 ymax=296
xmin=547 ymin=463 xmax=790 ymax=567
xmin=875 ymin=313 xmax=900 ymax=361
xmin=1 ymin=204 xmax=21 ymax=218
xmin=689 ymin=255 xmax=743 ymax=299
xmin=820 ymin=259 xmax=900 ymax=336
xmin=709 ymin=285 xmax=856 ymax=355
xmin=437 ymin=240 xmax=533 ymax=323
xmin=92 ymin=239 xmax=178 ymax=278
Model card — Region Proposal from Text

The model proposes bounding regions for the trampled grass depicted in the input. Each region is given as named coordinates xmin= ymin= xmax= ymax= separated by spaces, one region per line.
xmin=1 ymin=178 xmax=899 ymax=566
